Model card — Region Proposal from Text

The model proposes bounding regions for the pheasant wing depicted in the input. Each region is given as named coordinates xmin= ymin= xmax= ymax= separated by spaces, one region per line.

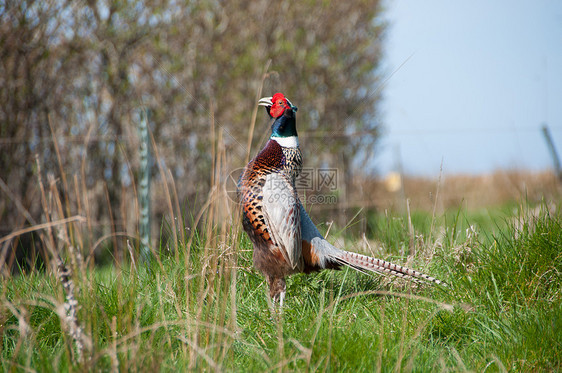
xmin=261 ymin=172 xmax=302 ymax=270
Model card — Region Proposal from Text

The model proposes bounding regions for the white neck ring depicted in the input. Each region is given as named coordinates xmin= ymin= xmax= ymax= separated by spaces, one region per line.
xmin=271 ymin=136 xmax=299 ymax=148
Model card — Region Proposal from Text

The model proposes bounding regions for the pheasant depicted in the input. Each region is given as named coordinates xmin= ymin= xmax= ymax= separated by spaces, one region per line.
xmin=238 ymin=92 xmax=445 ymax=306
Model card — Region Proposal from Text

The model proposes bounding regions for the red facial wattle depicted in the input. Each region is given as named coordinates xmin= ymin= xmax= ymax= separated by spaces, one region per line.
xmin=269 ymin=93 xmax=289 ymax=118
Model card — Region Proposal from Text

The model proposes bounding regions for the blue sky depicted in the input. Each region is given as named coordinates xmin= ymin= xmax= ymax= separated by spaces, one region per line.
xmin=376 ymin=0 xmax=562 ymax=176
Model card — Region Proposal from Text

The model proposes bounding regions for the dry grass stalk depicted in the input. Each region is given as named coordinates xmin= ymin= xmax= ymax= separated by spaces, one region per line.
xmin=32 ymin=142 xmax=92 ymax=363
xmin=54 ymin=254 xmax=89 ymax=361
xmin=245 ymin=59 xmax=272 ymax=165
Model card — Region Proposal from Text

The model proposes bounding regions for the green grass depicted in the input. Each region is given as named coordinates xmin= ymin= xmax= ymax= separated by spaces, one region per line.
xmin=1 ymin=203 xmax=561 ymax=371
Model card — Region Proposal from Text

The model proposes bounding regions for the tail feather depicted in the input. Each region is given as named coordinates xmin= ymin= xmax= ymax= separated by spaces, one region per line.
xmin=331 ymin=250 xmax=447 ymax=287
xmin=334 ymin=257 xmax=424 ymax=284
xmin=300 ymin=204 xmax=447 ymax=287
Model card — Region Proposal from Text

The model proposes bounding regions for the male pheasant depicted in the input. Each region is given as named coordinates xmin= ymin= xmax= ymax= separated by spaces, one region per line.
xmin=238 ymin=92 xmax=445 ymax=306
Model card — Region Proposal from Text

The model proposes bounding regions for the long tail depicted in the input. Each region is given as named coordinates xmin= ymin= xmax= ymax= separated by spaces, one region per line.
xmin=330 ymin=250 xmax=447 ymax=287
xmin=300 ymin=204 xmax=447 ymax=287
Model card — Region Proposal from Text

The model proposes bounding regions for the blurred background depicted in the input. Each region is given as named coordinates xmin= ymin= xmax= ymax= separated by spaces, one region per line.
xmin=1 ymin=0 xmax=560 ymax=270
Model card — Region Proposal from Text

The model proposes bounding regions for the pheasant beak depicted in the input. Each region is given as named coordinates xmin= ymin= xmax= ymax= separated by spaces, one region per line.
xmin=258 ymin=96 xmax=273 ymax=107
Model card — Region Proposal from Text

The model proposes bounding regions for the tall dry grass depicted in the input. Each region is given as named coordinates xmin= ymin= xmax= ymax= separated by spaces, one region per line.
xmin=356 ymin=169 xmax=561 ymax=212
xmin=0 ymin=96 xmax=249 ymax=369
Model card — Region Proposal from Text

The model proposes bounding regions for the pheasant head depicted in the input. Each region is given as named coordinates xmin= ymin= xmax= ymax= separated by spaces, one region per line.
xmin=258 ymin=92 xmax=298 ymax=118
xmin=258 ymin=93 xmax=299 ymax=147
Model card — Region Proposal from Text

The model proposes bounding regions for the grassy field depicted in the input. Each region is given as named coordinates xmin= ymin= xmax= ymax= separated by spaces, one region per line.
xmin=1 ymin=199 xmax=561 ymax=372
